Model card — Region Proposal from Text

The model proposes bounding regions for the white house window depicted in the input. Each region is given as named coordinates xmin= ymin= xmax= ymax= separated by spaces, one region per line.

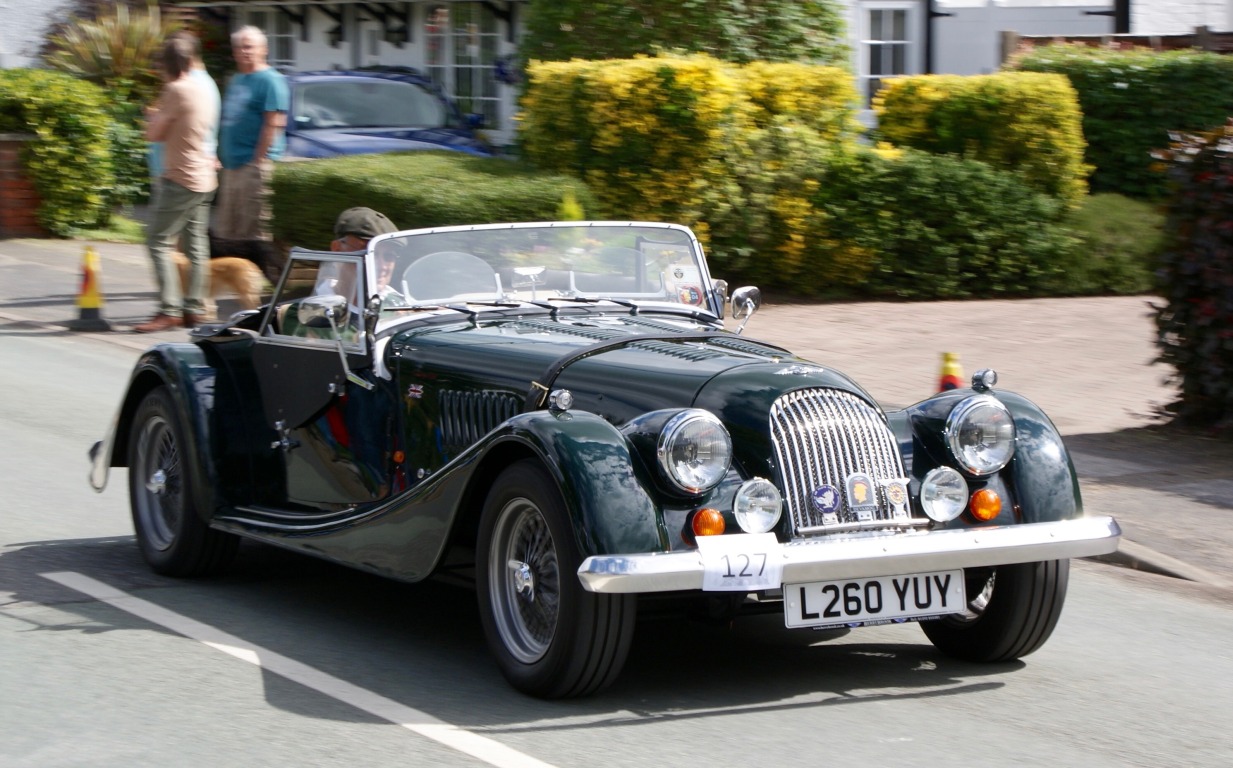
xmin=240 ymin=7 xmax=296 ymax=70
xmin=424 ymin=2 xmax=500 ymax=128
xmin=860 ymin=3 xmax=917 ymax=107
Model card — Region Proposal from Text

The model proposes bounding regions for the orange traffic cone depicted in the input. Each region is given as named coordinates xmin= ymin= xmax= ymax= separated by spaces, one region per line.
xmin=939 ymin=351 xmax=963 ymax=392
xmin=68 ymin=245 xmax=112 ymax=332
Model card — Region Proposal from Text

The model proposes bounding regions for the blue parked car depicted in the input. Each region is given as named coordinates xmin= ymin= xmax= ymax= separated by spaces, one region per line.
xmin=284 ymin=68 xmax=493 ymax=159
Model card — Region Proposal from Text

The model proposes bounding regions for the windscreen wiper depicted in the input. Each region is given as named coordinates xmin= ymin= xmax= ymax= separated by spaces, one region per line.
xmin=542 ymin=296 xmax=641 ymax=315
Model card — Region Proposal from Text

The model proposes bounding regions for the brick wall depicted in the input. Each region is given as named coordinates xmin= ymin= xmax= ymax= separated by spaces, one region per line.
xmin=0 ymin=134 xmax=48 ymax=238
xmin=1007 ymin=26 xmax=1233 ymax=62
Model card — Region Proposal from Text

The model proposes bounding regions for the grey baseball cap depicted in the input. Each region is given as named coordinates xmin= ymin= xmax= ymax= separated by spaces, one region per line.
xmin=334 ymin=207 xmax=397 ymax=240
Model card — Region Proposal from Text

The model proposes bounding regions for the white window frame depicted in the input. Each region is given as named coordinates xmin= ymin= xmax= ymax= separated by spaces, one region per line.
xmin=858 ymin=1 xmax=922 ymax=108
xmin=238 ymin=5 xmax=297 ymax=71
xmin=422 ymin=2 xmax=502 ymax=128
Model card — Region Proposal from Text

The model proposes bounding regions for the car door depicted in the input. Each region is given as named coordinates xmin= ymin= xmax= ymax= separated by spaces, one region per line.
xmin=252 ymin=248 xmax=394 ymax=508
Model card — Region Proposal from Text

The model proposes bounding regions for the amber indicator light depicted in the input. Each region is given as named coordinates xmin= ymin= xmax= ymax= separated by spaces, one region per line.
xmin=691 ymin=508 xmax=726 ymax=537
xmin=969 ymin=488 xmax=1002 ymax=521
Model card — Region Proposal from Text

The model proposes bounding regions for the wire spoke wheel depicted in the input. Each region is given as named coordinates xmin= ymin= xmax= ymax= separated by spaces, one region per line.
xmin=477 ymin=459 xmax=636 ymax=698
xmin=131 ymin=413 xmax=183 ymax=552
xmin=489 ymin=498 xmax=561 ymax=664
xmin=127 ymin=387 xmax=237 ymax=576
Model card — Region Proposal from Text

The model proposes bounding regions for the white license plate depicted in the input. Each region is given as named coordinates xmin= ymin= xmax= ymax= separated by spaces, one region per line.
xmin=784 ymin=569 xmax=966 ymax=629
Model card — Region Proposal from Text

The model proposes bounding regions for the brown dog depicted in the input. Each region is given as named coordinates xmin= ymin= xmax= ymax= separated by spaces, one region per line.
xmin=173 ymin=252 xmax=265 ymax=320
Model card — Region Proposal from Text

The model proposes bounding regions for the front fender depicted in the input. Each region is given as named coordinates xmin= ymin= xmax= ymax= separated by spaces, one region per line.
xmin=999 ymin=391 xmax=1083 ymax=522
xmin=89 ymin=343 xmax=220 ymax=523
xmin=492 ymin=410 xmax=662 ymax=558
xmin=890 ymin=388 xmax=1081 ymax=524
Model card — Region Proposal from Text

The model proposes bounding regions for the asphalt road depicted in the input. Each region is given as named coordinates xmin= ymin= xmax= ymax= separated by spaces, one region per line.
xmin=2 ymin=248 xmax=1233 ymax=766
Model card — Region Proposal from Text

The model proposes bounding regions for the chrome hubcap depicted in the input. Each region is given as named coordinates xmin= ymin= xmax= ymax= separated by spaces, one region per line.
xmin=509 ymin=559 xmax=535 ymax=599
xmin=146 ymin=468 xmax=167 ymax=495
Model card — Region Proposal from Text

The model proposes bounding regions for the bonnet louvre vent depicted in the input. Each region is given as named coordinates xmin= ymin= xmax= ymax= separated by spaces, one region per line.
xmin=440 ymin=390 xmax=521 ymax=450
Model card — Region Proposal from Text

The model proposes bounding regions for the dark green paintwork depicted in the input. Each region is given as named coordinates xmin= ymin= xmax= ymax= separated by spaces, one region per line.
xmin=96 ymin=304 xmax=1083 ymax=584
xmin=893 ymin=388 xmax=1082 ymax=524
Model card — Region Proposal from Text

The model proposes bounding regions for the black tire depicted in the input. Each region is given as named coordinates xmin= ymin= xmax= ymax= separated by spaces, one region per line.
xmin=476 ymin=459 xmax=637 ymax=698
xmin=921 ymin=559 xmax=1069 ymax=662
xmin=128 ymin=386 xmax=238 ymax=576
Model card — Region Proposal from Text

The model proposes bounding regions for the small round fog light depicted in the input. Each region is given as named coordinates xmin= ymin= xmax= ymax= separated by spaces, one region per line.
xmin=971 ymin=369 xmax=999 ymax=392
xmin=969 ymin=488 xmax=1002 ymax=521
xmin=921 ymin=467 xmax=968 ymax=522
xmin=734 ymin=478 xmax=782 ymax=534
xmin=691 ymin=508 xmax=726 ymax=538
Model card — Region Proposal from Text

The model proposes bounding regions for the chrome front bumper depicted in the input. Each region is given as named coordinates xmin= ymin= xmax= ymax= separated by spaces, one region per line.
xmin=577 ymin=516 xmax=1121 ymax=594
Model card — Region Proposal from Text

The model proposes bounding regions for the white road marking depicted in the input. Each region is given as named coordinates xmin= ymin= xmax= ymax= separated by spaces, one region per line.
xmin=41 ymin=571 xmax=557 ymax=768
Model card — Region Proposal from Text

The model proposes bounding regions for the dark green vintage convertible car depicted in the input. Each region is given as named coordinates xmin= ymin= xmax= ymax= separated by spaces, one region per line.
xmin=90 ymin=221 xmax=1121 ymax=698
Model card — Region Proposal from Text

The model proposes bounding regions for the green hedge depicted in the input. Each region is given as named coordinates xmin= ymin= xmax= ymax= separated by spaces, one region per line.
xmin=522 ymin=0 xmax=848 ymax=66
xmin=873 ymin=71 xmax=1090 ymax=208
xmin=0 ymin=69 xmax=115 ymax=235
xmin=271 ymin=152 xmax=597 ymax=249
xmin=687 ymin=117 xmax=841 ymax=287
xmin=1011 ymin=44 xmax=1233 ymax=199
xmin=808 ymin=147 xmax=1078 ymax=299
xmin=519 ymin=57 xmax=1091 ymax=298
xmin=693 ymin=142 xmax=1080 ymax=298
xmin=1057 ymin=193 xmax=1162 ymax=295
xmin=1154 ymin=124 xmax=1233 ymax=433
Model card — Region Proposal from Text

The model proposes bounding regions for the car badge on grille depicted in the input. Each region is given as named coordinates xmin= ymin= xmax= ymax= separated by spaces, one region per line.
xmin=845 ymin=472 xmax=879 ymax=521
xmin=811 ymin=484 xmax=841 ymax=525
xmin=879 ymin=478 xmax=911 ymax=520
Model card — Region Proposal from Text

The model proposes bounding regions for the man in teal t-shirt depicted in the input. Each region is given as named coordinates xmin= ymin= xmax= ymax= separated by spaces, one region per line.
xmin=215 ymin=25 xmax=289 ymax=281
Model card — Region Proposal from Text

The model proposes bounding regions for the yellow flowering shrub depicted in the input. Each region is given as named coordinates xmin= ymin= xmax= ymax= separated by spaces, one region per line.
xmin=875 ymin=72 xmax=1090 ymax=208
xmin=520 ymin=55 xmax=863 ymax=290
xmin=521 ymin=55 xmax=739 ymax=222
xmin=738 ymin=61 xmax=861 ymax=141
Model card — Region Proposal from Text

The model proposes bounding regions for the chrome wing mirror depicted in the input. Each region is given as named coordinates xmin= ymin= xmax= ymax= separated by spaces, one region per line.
xmin=730 ymin=286 xmax=761 ymax=335
xmin=298 ymin=294 xmax=374 ymax=391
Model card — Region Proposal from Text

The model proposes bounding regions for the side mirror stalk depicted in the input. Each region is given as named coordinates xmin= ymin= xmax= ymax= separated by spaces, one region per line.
xmin=729 ymin=286 xmax=762 ymax=336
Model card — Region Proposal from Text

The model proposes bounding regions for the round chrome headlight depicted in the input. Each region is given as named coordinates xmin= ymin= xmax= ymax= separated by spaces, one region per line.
xmin=657 ymin=410 xmax=732 ymax=494
xmin=733 ymin=478 xmax=782 ymax=533
xmin=921 ymin=466 xmax=968 ymax=522
xmin=945 ymin=395 xmax=1016 ymax=476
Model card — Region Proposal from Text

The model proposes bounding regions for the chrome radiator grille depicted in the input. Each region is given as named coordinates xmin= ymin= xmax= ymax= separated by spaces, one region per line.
xmin=769 ymin=388 xmax=917 ymax=534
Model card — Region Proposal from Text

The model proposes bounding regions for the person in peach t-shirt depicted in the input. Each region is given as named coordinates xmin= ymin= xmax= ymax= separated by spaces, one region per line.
xmin=135 ymin=33 xmax=220 ymax=333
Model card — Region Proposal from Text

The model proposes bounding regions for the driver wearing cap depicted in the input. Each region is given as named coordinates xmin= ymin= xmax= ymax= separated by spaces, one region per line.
xmin=315 ymin=207 xmax=401 ymax=300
